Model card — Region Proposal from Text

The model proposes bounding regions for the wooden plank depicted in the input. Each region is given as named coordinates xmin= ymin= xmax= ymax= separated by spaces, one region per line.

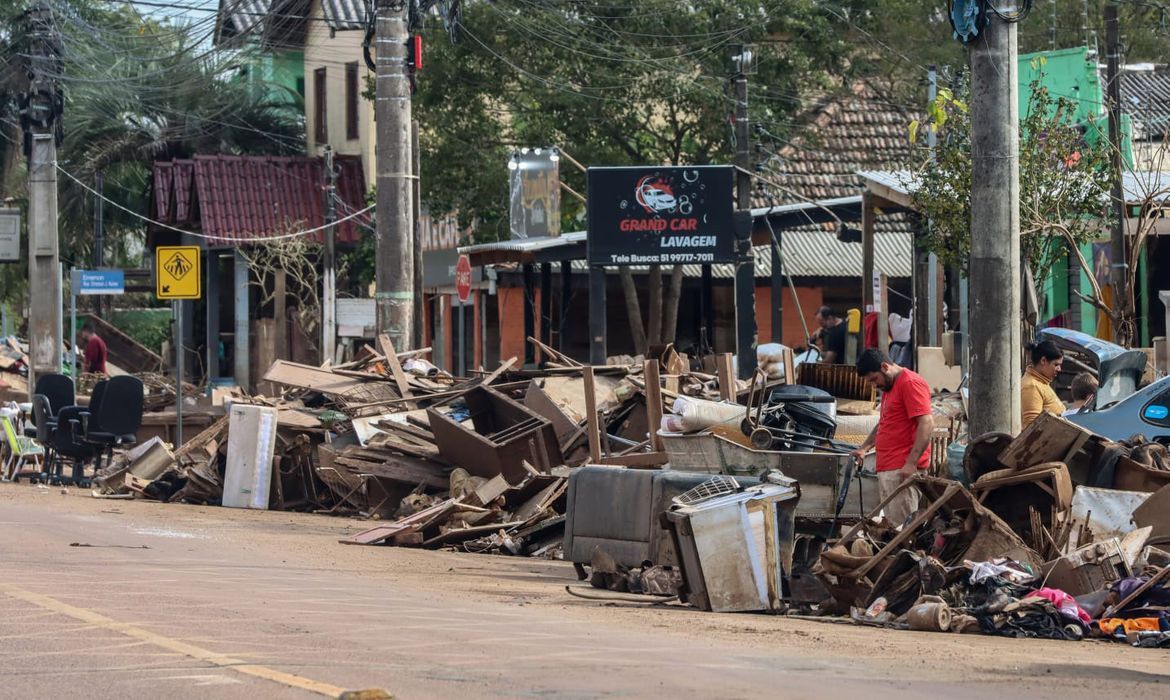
xmin=716 ymin=353 xmax=735 ymax=401
xmin=378 ymin=334 xmax=414 ymax=399
xmin=263 ymin=360 xmax=369 ymax=395
xmin=597 ymin=451 xmax=668 ymax=468
xmin=583 ymin=366 xmax=603 ymax=463
xmin=853 ymin=482 xmax=961 ymax=579
xmin=1103 ymin=561 xmax=1170 ymax=617
xmin=644 ymin=359 xmax=665 ymax=453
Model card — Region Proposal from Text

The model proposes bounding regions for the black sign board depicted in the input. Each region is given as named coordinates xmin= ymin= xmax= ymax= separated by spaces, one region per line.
xmin=587 ymin=166 xmax=735 ymax=266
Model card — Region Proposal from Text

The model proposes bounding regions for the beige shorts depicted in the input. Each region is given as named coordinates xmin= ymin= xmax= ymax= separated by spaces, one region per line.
xmin=876 ymin=470 xmax=922 ymax=527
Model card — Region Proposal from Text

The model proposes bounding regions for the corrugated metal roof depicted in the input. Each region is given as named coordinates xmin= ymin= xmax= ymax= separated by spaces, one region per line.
xmin=858 ymin=169 xmax=1170 ymax=206
xmin=216 ymin=0 xmax=273 ymax=42
xmin=321 ymin=0 xmax=367 ymax=30
xmin=1121 ymin=68 xmax=1170 ymax=140
xmin=150 ymin=154 xmax=370 ymax=245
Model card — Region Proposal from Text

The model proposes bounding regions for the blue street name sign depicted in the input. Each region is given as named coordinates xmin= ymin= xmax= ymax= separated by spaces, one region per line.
xmin=74 ymin=269 xmax=125 ymax=295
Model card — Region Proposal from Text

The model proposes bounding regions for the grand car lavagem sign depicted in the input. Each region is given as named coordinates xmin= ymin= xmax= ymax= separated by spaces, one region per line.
xmin=587 ymin=166 xmax=735 ymax=265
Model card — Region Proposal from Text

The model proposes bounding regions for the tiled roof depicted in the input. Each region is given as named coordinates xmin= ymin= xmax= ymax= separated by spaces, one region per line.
xmin=151 ymin=155 xmax=371 ymax=245
xmin=755 ymin=82 xmax=921 ymax=207
xmin=1121 ymin=67 xmax=1170 ymax=140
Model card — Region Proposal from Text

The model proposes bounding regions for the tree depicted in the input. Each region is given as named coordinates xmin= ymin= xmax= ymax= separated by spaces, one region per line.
xmin=0 ymin=2 xmax=303 ymax=296
xmin=913 ymin=73 xmax=1113 ymax=294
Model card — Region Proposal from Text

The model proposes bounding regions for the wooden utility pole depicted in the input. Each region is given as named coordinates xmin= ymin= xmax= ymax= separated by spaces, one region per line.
xmin=968 ymin=6 xmax=1022 ymax=437
xmin=374 ymin=0 xmax=415 ymax=348
xmin=322 ymin=145 xmax=337 ymax=364
xmin=21 ymin=2 xmax=63 ymax=389
xmin=732 ymin=44 xmax=757 ymax=380
xmin=1105 ymin=4 xmax=1130 ymax=346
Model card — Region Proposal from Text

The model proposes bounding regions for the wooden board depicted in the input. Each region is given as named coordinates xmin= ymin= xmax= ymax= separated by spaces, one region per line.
xmin=263 ymin=360 xmax=372 ymax=395
xmin=377 ymin=334 xmax=414 ymax=399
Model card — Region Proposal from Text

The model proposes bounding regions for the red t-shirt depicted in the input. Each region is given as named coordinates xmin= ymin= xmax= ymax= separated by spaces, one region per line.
xmin=875 ymin=368 xmax=932 ymax=472
xmin=85 ymin=334 xmax=108 ymax=375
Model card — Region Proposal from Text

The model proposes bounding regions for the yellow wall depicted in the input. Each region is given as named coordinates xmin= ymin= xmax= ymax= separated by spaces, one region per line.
xmin=303 ymin=0 xmax=376 ymax=185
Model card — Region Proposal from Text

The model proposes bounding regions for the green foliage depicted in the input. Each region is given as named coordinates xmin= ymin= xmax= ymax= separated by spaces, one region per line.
xmin=414 ymin=1 xmax=873 ymax=240
xmin=913 ymin=76 xmax=1112 ymax=288
xmin=105 ymin=308 xmax=170 ymax=354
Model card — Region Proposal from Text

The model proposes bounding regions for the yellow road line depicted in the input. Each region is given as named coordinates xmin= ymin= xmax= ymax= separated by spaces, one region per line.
xmin=0 ymin=583 xmax=349 ymax=697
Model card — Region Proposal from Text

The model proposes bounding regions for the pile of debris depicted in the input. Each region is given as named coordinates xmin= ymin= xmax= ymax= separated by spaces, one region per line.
xmin=810 ymin=412 xmax=1170 ymax=646
xmin=0 ymin=336 xmax=29 ymax=400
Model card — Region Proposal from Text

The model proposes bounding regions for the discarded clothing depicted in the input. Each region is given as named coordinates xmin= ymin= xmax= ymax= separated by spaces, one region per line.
xmin=1097 ymin=617 xmax=1170 ymax=637
xmin=1028 ymin=587 xmax=1091 ymax=625
xmin=966 ymin=558 xmax=1037 ymax=585
xmin=1110 ymin=576 xmax=1170 ymax=609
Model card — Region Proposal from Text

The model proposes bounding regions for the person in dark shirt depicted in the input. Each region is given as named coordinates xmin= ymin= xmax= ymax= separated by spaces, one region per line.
xmin=79 ymin=322 xmax=108 ymax=375
xmin=811 ymin=306 xmax=847 ymax=363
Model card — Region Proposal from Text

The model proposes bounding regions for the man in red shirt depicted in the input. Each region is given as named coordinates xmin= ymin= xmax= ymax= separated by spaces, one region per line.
xmin=849 ymin=348 xmax=935 ymax=526
xmin=79 ymin=322 xmax=108 ymax=375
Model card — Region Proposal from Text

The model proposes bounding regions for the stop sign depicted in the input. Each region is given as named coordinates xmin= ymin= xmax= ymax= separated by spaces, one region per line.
xmin=455 ymin=254 xmax=472 ymax=304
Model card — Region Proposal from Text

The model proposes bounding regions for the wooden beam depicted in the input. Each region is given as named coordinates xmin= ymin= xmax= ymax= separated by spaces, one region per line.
xmin=716 ymin=353 xmax=736 ymax=401
xmin=644 ymin=359 xmax=664 ymax=453
xmin=598 ymin=452 xmax=668 ymax=468
xmin=377 ymin=333 xmax=414 ymax=399
xmin=583 ymin=366 xmax=603 ymax=463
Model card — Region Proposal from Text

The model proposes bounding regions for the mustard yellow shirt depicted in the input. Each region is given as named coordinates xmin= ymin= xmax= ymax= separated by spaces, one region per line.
xmin=1021 ymin=367 xmax=1065 ymax=429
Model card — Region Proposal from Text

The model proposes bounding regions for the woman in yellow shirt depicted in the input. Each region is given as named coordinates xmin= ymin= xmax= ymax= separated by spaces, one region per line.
xmin=1020 ymin=340 xmax=1066 ymax=429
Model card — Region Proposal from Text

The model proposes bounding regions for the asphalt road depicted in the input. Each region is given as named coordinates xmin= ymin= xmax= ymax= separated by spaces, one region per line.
xmin=1 ymin=483 xmax=1167 ymax=699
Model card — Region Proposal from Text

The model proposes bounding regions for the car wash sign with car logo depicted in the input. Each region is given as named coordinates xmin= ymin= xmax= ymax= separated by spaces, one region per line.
xmin=587 ymin=166 xmax=735 ymax=265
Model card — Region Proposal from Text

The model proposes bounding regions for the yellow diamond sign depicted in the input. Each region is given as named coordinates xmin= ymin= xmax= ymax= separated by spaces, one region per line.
xmin=156 ymin=245 xmax=202 ymax=300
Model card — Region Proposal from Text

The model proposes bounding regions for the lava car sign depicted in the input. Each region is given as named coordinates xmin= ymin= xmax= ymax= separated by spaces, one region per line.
xmin=587 ymin=166 xmax=734 ymax=266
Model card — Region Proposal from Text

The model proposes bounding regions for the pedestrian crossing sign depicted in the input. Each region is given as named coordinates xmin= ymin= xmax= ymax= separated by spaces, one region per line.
xmin=156 ymin=245 xmax=202 ymax=299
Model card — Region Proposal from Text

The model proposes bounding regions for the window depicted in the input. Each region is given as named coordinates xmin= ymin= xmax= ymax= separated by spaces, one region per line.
xmin=345 ymin=62 xmax=360 ymax=141
xmin=313 ymin=67 xmax=327 ymax=143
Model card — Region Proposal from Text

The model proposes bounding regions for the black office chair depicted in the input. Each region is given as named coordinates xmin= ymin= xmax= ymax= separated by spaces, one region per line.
xmin=28 ymin=394 xmax=56 ymax=483
xmin=25 ymin=374 xmax=75 ymax=438
xmin=49 ymin=405 xmax=98 ymax=486
xmin=84 ymin=376 xmax=144 ymax=472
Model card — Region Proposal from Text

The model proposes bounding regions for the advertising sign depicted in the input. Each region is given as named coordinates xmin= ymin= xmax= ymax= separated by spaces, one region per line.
xmin=587 ymin=166 xmax=734 ymax=266
xmin=509 ymin=148 xmax=561 ymax=239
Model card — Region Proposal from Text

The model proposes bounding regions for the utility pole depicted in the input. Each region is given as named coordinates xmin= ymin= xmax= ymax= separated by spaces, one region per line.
xmin=1105 ymin=4 xmax=1130 ymax=346
xmin=731 ymin=44 xmax=756 ymax=380
xmin=968 ymin=6 xmax=1022 ymax=437
xmin=322 ymin=146 xmax=337 ymax=365
xmin=374 ymin=0 xmax=415 ymax=348
xmin=20 ymin=2 xmax=64 ymax=390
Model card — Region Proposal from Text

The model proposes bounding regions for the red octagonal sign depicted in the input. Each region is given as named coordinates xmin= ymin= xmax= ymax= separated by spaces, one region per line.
xmin=455 ymin=254 xmax=472 ymax=304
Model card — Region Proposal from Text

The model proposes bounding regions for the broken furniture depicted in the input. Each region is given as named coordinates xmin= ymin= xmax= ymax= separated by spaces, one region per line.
xmin=428 ymin=386 xmax=562 ymax=484
xmin=663 ymin=478 xmax=801 ymax=612
xmin=819 ymin=476 xmax=1042 ymax=612
xmin=971 ymin=463 xmax=1073 ymax=560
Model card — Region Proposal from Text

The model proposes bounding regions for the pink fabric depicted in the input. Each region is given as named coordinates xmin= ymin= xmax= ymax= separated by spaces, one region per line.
xmin=1028 ymin=587 xmax=1091 ymax=624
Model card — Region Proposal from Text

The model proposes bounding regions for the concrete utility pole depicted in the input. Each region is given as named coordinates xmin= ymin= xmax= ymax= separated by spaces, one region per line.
xmin=968 ymin=7 xmax=1022 ymax=437
xmin=322 ymin=146 xmax=337 ymax=365
xmin=374 ymin=0 xmax=415 ymax=348
xmin=732 ymin=44 xmax=757 ymax=380
xmin=21 ymin=3 xmax=64 ymax=389
xmin=1104 ymin=4 xmax=1130 ymax=346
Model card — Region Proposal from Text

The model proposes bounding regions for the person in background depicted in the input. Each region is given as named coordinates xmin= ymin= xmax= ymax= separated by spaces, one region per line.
xmin=1063 ymin=372 xmax=1099 ymax=416
xmin=810 ymin=306 xmax=847 ymax=364
xmin=850 ymin=349 xmax=935 ymax=526
xmin=78 ymin=322 xmax=108 ymax=375
xmin=1021 ymin=340 xmax=1065 ymax=429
